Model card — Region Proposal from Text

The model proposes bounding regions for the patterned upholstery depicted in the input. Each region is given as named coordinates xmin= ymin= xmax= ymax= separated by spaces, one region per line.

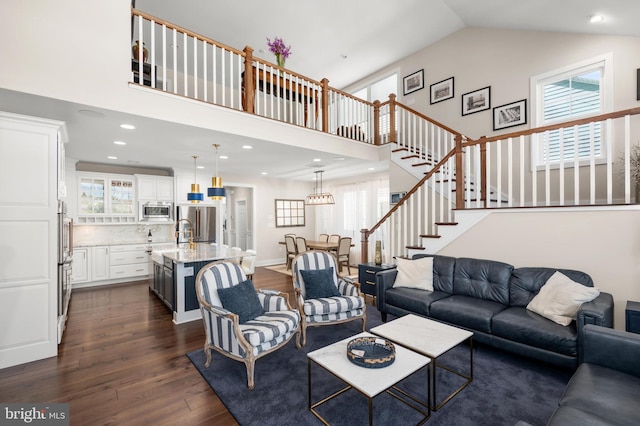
xmin=196 ymin=261 xmax=301 ymax=389
xmin=292 ymin=251 xmax=366 ymax=346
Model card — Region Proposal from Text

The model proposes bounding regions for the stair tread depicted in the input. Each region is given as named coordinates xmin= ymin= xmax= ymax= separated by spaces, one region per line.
xmin=435 ymin=222 xmax=458 ymax=226
xmin=406 ymin=246 xmax=425 ymax=250
xmin=420 ymin=234 xmax=441 ymax=239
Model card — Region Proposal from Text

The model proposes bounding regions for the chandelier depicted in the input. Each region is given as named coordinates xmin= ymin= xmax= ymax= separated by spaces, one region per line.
xmin=305 ymin=170 xmax=335 ymax=205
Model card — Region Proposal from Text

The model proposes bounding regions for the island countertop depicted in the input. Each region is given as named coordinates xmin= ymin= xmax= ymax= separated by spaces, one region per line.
xmin=153 ymin=243 xmax=247 ymax=264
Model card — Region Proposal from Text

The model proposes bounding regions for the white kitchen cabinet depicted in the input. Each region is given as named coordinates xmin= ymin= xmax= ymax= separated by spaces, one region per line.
xmin=136 ymin=175 xmax=174 ymax=201
xmin=71 ymin=248 xmax=89 ymax=283
xmin=0 ymin=112 xmax=64 ymax=368
xmin=91 ymin=246 xmax=110 ymax=281
xmin=109 ymin=244 xmax=149 ymax=280
xmin=76 ymin=173 xmax=136 ymax=223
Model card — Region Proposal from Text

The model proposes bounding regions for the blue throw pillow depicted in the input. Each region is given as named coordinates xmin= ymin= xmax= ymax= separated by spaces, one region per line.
xmin=300 ymin=267 xmax=340 ymax=299
xmin=217 ymin=279 xmax=265 ymax=324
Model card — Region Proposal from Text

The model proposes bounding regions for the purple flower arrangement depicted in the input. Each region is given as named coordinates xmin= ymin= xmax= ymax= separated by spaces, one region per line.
xmin=267 ymin=36 xmax=291 ymax=67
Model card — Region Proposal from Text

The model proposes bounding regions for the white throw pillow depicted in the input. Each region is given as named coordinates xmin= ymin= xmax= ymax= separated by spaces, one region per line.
xmin=393 ymin=257 xmax=434 ymax=291
xmin=526 ymin=271 xmax=600 ymax=326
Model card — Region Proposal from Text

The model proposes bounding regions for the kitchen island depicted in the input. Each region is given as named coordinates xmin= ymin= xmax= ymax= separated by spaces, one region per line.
xmin=151 ymin=243 xmax=248 ymax=324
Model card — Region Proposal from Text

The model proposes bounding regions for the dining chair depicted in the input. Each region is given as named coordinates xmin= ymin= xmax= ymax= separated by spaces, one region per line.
xmin=296 ymin=236 xmax=308 ymax=253
xmin=318 ymin=233 xmax=329 ymax=242
xmin=328 ymin=234 xmax=341 ymax=254
xmin=285 ymin=235 xmax=297 ymax=270
xmin=336 ymin=236 xmax=353 ymax=275
xmin=195 ymin=261 xmax=301 ymax=389
xmin=291 ymin=251 xmax=366 ymax=346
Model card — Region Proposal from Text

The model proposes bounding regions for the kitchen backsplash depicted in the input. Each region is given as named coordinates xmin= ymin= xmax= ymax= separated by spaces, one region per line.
xmin=74 ymin=224 xmax=175 ymax=247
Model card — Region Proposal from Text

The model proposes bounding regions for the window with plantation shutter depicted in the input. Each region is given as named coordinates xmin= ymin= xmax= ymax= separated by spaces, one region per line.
xmin=532 ymin=54 xmax=612 ymax=168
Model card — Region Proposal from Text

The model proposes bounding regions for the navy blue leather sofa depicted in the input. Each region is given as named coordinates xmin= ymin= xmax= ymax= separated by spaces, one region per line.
xmin=547 ymin=325 xmax=640 ymax=425
xmin=375 ymin=254 xmax=614 ymax=369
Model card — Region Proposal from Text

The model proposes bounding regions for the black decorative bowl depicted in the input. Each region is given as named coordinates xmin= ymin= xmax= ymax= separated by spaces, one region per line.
xmin=346 ymin=336 xmax=396 ymax=368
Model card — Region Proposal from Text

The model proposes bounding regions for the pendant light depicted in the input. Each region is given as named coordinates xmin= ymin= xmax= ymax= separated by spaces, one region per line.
xmin=305 ymin=170 xmax=335 ymax=205
xmin=207 ymin=143 xmax=226 ymax=200
xmin=187 ymin=155 xmax=204 ymax=203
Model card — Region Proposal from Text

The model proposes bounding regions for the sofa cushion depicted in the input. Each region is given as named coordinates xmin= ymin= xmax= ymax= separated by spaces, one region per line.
xmin=527 ymin=271 xmax=600 ymax=326
xmin=510 ymin=267 xmax=594 ymax=307
xmin=429 ymin=295 xmax=507 ymax=333
xmin=385 ymin=287 xmax=450 ymax=316
xmin=217 ymin=279 xmax=265 ymax=324
xmin=394 ymin=256 xmax=433 ymax=291
xmin=300 ymin=267 xmax=341 ymax=299
xmin=452 ymin=257 xmax=513 ymax=305
xmin=492 ymin=306 xmax=577 ymax=356
xmin=558 ymin=363 xmax=640 ymax=426
xmin=547 ymin=406 xmax=615 ymax=426
xmin=413 ymin=254 xmax=456 ymax=294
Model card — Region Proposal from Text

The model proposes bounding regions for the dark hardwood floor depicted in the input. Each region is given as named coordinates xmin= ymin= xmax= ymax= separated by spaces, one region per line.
xmin=0 ymin=267 xmax=295 ymax=425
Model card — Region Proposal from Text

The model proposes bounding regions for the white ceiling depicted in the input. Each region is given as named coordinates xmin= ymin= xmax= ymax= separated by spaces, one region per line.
xmin=4 ymin=0 xmax=640 ymax=182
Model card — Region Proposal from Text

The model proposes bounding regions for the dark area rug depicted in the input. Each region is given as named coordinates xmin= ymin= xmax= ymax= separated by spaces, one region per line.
xmin=187 ymin=309 xmax=572 ymax=425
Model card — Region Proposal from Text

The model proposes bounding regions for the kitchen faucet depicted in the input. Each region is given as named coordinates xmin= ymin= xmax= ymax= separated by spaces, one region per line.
xmin=175 ymin=218 xmax=196 ymax=250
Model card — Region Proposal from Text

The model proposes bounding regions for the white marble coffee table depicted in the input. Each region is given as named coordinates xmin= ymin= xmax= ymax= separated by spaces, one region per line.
xmin=370 ymin=314 xmax=473 ymax=410
xmin=307 ymin=331 xmax=431 ymax=425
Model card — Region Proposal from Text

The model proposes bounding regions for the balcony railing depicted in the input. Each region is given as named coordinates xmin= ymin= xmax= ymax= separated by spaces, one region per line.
xmin=131 ymin=8 xmax=378 ymax=143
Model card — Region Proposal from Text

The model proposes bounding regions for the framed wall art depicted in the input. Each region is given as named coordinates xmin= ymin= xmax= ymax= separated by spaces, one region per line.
xmin=430 ymin=77 xmax=454 ymax=104
xmin=403 ymin=69 xmax=424 ymax=95
xmin=493 ymin=99 xmax=527 ymax=130
xmin=461 ymin=86 xmax=491 ymax=115
xmin=275 ymin=199 xmax=305 ymax=227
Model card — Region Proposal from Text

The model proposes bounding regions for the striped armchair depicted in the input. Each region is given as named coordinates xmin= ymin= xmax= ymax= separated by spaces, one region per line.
xmin=195 ymin=261 xmax=301 ymax=389
xmin=292 ymin=251 xmax=366 ymax=346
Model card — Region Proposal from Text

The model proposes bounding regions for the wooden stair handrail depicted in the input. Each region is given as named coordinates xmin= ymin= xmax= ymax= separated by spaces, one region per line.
xmin=464 ymin=106 xmax=640 ymax=146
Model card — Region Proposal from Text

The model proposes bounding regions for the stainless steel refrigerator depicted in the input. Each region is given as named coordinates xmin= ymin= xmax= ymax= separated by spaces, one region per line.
xmin=176 ymin=205 xmax=217 ymax=243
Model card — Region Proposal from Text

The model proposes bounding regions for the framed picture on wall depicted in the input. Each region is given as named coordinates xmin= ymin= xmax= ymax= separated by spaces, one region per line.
xmin=403 ymin=69 xmax=424 ymax=95
xmin=637 ymin=69 xmax=640 ymax=101
xmin=493 ymin=99 xmax=527 ymax=130
xmin=430 ymin=77 xmax=454 ymax=104
xmin=275 ymin=199 xmax=305 ymax=227
xmin=461 ymin=86 xmax=491 ymax=115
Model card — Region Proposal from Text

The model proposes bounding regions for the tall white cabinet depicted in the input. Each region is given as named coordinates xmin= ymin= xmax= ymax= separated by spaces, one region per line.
xmin=0 ymin=111 xmax=66 ymax=369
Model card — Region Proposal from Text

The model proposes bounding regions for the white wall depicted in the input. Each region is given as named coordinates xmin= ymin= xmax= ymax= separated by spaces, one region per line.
xmin=438 ymin=208 xmax=640 ymax=330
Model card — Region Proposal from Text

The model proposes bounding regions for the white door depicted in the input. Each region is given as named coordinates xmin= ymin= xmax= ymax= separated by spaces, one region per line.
xmin=235 ymin=200 xmax=247 ymax=250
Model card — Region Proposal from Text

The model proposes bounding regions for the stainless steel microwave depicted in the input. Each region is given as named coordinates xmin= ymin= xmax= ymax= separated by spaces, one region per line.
xmin=139 ymin=201 xmax=173 ymax=221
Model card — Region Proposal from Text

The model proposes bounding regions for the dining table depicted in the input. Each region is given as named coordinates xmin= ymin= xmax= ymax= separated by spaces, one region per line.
xmin=278 ymin=240 xmax=354 ymax=251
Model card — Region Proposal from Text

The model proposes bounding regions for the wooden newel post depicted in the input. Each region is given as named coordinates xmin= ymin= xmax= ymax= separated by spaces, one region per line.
xmin=373 ymin=100 xmax=381 ymax=145
xmin=455 ymin=134 xmax=464 ymax=208
xmin=243 ymin=46 xmax=254 ymax=115
xmin=360 ymin=229 xmax=370 ymax=264
xmin=321 ymin=78 xmax=329 ymax=133
xmin=479 ymin=137 xmax=487 ymax=208
xmin=389 ymin=94 xmax=397 ymax=143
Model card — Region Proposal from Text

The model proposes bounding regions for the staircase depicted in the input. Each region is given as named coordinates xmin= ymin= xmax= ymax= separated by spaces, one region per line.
xmin=361 ymin=106 xmax=640 ymax=263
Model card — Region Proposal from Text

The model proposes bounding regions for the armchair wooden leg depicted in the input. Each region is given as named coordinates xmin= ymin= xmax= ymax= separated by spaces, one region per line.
xmin=204 ymin=346 xmax=212 ymax=368
xmin=300 ymin=323 xmax=307 ymax=347
xmin=245 ymin=359 xmax=256 ymax=390
xmin=295 ymin=329 xmax=302 ymax=349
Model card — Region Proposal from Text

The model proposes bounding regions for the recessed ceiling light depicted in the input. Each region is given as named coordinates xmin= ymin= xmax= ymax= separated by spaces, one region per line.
xmin=113 ymin=140 xmax=127 ymax=145
xmin=197 ymin=165 xmax=204 ymax=169
xmin=120 ymin=124 xmax=135 ymax=130
xmin=107 ymin=156 xmax=118 ymax=160
xmin=219 ymin=155 xmax=228 ymax=159
xmin=590 ymin=15 xmax=604 ymax=23
xmin=334 ymin=157 xmax=345 ymax=161
xmin=313 ymin=158 xmax=322 ymax=162
xmin=368 ymin=167 xmax=375 ymax=171
xmin=242 ymin=145 xmax=252 ymax=149
xmin=261 ymin=172 xmax=268 ymax=175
